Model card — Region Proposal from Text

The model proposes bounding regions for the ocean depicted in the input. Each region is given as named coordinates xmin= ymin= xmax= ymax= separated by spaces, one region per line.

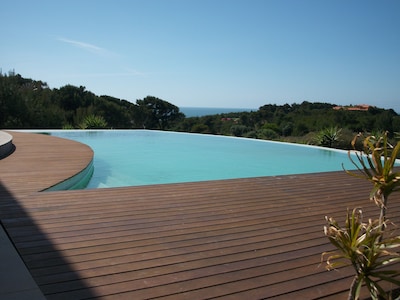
xmin=180 ymin=107 xmax=256 ymax=117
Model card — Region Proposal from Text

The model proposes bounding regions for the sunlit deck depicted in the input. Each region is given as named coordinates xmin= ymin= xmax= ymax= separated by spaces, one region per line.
xmin=1 ymin=131 xmax=399 ymax=299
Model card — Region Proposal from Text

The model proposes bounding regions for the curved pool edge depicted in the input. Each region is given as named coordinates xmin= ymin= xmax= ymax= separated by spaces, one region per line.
xmin=43 ymin=159 xmax=94 ymax=191
xmin=0 ymin=131 xmax=15 ymax=159
xmin=2 ymin=131 xmax=95 ymax=195
xmin=0 ymin=131 xmax=95 ymax=300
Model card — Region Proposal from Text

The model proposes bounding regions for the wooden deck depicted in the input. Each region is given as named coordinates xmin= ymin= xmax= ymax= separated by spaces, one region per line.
xmin=1 ymin=131 xmax=399 ymax=299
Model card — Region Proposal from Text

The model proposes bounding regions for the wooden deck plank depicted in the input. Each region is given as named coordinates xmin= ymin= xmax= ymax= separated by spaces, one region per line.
xmin=1 ymin=131 xmax=399 ymax=299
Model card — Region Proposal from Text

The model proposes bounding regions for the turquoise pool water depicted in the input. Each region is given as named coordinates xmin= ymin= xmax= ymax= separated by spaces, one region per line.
xmin=45 ymin=130 xmax=357 ymax=189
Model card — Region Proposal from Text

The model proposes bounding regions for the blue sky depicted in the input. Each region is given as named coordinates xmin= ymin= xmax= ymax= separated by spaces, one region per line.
xmin=1 ymin=0 xmax=399 ymax=111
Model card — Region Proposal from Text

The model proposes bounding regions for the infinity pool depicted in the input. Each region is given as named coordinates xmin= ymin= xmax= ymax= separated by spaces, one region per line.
xmin=42 ymin=130 xmax=358 ymax=189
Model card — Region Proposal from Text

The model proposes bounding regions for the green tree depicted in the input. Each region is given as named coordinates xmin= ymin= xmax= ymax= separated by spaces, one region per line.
xmin=136 ymin=96 xmax=184 ymax=130
xmin=95 ymin=96 xmax=131 ymax=128
xmin=0 ymin=73 xmax=29 ymax=127
xmin=55 ymin=85 xmax=87 ymax=112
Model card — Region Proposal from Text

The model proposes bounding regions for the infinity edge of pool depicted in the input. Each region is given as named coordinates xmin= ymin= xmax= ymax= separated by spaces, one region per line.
xmin=12 ymin=129 xmax=381 ymax=190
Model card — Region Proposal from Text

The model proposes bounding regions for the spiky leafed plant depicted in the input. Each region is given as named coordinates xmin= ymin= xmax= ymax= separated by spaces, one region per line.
xmin=79 ymin=114 xmax=108 ymax=129
xmin=316 ymin=126 xmax=342 ymax=148
xmin=323 ymin=209 xmax=400 ymax=300
xmin=322 ymin=132 xmax=400 ymax=299
xmin=345 ymin=132 xmax=400 ymax=228
xmin=62 ymin=123 xmax=75 ymax=130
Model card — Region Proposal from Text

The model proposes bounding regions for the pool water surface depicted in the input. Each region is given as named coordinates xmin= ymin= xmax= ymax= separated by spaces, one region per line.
xmin=44 ymin=130 xmax=358 ymax=189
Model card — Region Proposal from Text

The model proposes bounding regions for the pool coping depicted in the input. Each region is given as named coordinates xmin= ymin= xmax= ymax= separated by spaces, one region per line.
xmin=0 ymin=131 xmax=15 ymax=159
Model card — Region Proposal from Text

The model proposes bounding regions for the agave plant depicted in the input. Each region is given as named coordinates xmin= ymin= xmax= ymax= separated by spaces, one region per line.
xmin=79 ymin=114 xmax=108 ymax=129
xmin=316 ymin=126 xmax=342 ymax=148
xmin=344 ymin=132 xmax=400 ymax=228
xmin=323 ymin=209 xmax=400 ymax=299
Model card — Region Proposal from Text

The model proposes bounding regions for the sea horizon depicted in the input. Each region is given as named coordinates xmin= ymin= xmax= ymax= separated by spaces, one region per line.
xmin=180 ymin=104 xmax=399 ymax=117
xmin=180 ymin=107 xmax=256 ymax=117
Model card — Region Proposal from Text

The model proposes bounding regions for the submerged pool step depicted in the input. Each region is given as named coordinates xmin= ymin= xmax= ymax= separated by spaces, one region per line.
xmin=89 ymin=175 xmax=132 ymax=189
xmin=44 ymin=160 xmax=94 ymax=191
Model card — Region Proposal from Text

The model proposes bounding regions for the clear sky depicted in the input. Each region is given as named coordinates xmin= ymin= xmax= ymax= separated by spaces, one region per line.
xmin=1 ymin=0 xmax=399 ymax=111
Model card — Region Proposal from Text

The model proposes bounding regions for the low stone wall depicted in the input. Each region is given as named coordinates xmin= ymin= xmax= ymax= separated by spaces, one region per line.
xmin=0 ymin=131 xmax=14 ymax=159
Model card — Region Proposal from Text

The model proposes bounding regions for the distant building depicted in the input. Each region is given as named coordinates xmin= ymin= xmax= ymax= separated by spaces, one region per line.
xmin=333 ymin=104 xmax=373 ymax=111
xmin=221 ymin=117 xmax=239 ymax=123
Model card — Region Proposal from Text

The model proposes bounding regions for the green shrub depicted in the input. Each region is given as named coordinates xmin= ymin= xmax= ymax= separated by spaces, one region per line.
xmin=315 ymin=126 xmax=342 ymax=148
xmin=191 ymin=124 xmax=209 ymax=133
xmin=230 ymin=125 xmax=250 ymax=137
xmin=79 ymin=114 xmax=108 ymax=129
xmin=259 ymin=128 xmax=279 ymax=140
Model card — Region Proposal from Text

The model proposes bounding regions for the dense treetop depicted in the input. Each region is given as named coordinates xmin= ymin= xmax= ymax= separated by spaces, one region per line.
xmin=1 ymin=72 xmax=399 ymax=149
xmin=0 ymin=72 xmax=183 ymax=130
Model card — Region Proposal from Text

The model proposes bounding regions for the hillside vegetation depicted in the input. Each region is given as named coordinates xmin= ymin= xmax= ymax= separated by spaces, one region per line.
xmin=1 ymin=72 xmax=399 ymax=149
